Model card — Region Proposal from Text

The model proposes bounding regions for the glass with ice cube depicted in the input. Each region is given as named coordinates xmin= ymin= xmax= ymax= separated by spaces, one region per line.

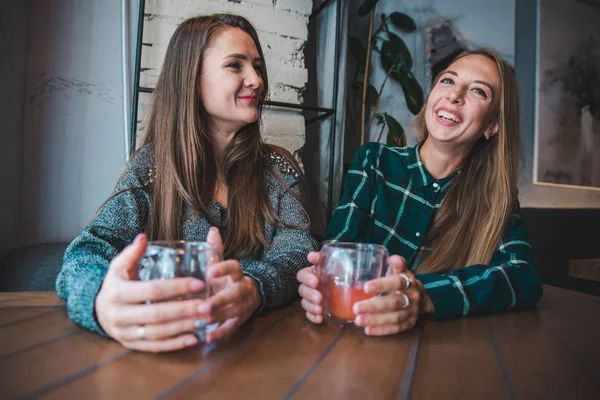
xmin=316 ymin=243 xmax=388 ymax=326
xmin=137 ymin=241 xmax=222 ymax=341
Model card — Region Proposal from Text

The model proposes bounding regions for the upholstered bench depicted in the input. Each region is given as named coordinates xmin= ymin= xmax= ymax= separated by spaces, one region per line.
xmin=0 ymin=243 xmax=68 ymax=292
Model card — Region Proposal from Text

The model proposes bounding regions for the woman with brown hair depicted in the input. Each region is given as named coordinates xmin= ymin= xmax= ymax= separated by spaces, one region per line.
xmin=56 ymin=14 xmax=317 ymax=352
xmin=298 ymin=48 xmax=542 ymax=335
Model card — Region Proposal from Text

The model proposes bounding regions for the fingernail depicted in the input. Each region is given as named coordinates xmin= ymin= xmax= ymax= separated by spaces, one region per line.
xmin=195 ymin=319 xmax=207 ymax=329
xmin=186 ymin=337 xmax=198 ymax=346
xmin=210 ymin=301 xmax=217 ymax=311
xmin=210 ymin=227 xmax=219 ymax=234
xmin=197 ymin=303 xmax=210 ymax=314
xmin=355 ymin=315 xmax=363 ymax=326
xmin=133 ymin=233 xmax=143 ymax=244
xmin=190 ymin=280 xmax=204 ymax=291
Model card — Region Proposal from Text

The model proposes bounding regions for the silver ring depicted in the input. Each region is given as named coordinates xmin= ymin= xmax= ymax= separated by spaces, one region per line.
xmin=399 ymin=273 xmax=413 ymax=289
xmin=136 ymin=325 xmax=146 ymax=340
xmin=401 ymin=293 xmax=410 ymax=309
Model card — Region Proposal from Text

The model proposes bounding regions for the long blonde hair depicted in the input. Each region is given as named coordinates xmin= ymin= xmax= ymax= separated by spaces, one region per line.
xmin=413 ymin=48 xmax=520 ymax=274
xmin=141 ymin=14 xmax=307 ymax=259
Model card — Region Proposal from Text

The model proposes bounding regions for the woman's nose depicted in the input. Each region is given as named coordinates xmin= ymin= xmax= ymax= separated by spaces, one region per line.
xmin=446 ymin=86 xmax=465 ymax=104
xmin=244 ymin=68 xmax=262 ymax=89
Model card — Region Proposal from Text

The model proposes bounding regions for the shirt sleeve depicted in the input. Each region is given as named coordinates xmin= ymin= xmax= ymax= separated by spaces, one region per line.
xmin=55 ymin=149 xmax=152 ymax=335
xmin=325 ymin=143 xmax=378 ymax=243
xmin=240 ymin=174 xmax=320 ymax=313
xmin=416 ymin=210 xmax=543 ymax=320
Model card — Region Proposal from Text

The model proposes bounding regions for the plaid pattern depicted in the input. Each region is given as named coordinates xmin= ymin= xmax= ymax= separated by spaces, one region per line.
xmin=326 ymin=142 xmax=543 ymax=320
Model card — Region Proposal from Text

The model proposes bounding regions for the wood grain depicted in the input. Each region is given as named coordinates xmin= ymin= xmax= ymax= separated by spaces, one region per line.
xmin=0 ymin=306 xmax=62 ymax=327
xmin=0 ymin=332 xmax=128 ymax=398
xmin=537 ymin=286 xmax=600 ymax=381
xmin=34 ymin=305 xmax=295 ymax=400
xmin=165 ymin=309 xmax=341 ymax=400
xmin=0 ymin=292 xmax=64 ymax=308
xmin=0 ymin=310 xmax=79 ymax=357
xmin=292 ymin=324 xmax=415 ymax=400
xmin=487 ymin=307 xmax=600 ymax=399
xmin=411 ymin=316 xmax=507 ymax=400
xmin=0 ymin=286 xmax=598 ymax=399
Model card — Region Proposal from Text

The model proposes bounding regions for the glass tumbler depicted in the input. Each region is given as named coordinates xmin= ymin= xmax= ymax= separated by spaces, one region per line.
xmin=137 ymin=241 xmax=222 ymax=341
xmin=316 ymin=242 xmax=388 ymax=326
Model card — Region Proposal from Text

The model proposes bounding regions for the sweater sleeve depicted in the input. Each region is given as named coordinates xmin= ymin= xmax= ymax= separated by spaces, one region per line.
xmin=240 ymin=172 xmax=319 ymax=313
xmin=55 ymin=146 xmax=153 ymax=334
xmin=416 ymin=210 xmax=543 ymax=320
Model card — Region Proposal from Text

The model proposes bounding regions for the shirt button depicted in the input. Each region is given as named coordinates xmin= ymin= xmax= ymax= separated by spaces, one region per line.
xmin=433 ymin=183 xmax=439 ymax=188
xmin=415 ymin=232 xmax=421 ymax=237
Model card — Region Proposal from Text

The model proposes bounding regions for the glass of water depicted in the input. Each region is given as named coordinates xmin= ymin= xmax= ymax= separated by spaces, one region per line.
xmin=137 ymin=240 xmax=222 ymax=341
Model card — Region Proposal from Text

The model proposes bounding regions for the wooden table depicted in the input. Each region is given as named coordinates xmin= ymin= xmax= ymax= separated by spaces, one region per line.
xmin=1 ymin=285 xmax=599 ymax=399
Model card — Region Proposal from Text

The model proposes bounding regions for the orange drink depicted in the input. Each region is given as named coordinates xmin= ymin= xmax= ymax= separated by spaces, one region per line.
xmin=328 ymin=279 xmax=374 ymax=321
xmin=316 ymin=243 xmax=388 ymax=327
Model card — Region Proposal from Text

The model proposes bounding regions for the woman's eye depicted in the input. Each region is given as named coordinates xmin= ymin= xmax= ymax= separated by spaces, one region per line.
xmin=227 ymin=62 xmax=241 ymax=70
xmin=254 ymin=65 xmax=263 ymax=75
xmin=440 ymin=77 xmax=453 ymax=84
xmin=472 ymin=88 xmax=487 ymax=98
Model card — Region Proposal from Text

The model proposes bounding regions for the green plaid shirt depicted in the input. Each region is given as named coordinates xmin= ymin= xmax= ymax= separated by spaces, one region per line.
xmin=326 ymin=142 xmax=543 ymax=320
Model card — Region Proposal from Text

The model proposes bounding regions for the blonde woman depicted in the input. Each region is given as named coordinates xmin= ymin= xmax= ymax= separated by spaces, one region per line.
xmin=298 ymin=48 xmax=542 ymax=336
xmin=56 ymin=14 xmax=318 ymax=352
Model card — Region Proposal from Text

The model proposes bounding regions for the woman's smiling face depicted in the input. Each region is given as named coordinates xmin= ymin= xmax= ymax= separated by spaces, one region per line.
xmin=200 ymin=27 xmax=265 ymax=133
xmin=425 ymin=54 xmax=500 ymax=148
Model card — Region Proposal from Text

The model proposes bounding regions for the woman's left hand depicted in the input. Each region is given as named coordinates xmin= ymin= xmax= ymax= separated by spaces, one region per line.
xmin=199 ymin=227 xmax=262 ymax=343
xmin=352 ymin=255 xmax=434 ymax=336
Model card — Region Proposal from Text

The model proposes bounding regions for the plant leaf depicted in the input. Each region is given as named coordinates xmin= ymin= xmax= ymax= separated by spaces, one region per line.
xmin=380 ymin=42 xmax=399 ymax=76
xmin=384 ymin=113 xmax=405 ymax=147
xmin=349 ymin=36 xmax=367 ymax=66
xmin=366 ymin=84 xmax=379 ymax=107
xmin=398 ymin=73 xmax=424 ymax=115
xmin=352 ymin=83 xmax=379 ymax=108
xmin=357 ymin=0 xmax=380 ymax=17
xmin=387 ymin=32 xmax=412 ymax=70
xmin=389 ymin=12 xmax=417 ymax=33
xmin=380 ymin=47 xmax=397 ymax=78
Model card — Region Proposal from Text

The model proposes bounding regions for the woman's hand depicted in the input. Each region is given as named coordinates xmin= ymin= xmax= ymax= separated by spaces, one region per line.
xmin=198 ymin=228 xmax=262 ymax=343
xmin=95 ymin=234 xmax=208 ymax=353
xmin=297 ymin=252 xmax=323 ymax=324
xmin=353 ymin=255 xmax=435 ymax=336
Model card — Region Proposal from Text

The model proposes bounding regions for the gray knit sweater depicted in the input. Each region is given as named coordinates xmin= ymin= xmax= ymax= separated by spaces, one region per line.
xmin=55 ymin=145 xmax=319 ymax=335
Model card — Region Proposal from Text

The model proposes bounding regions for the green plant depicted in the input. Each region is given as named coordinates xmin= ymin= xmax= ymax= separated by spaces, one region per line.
xmin=348 ymin=0 xmax=424 ymax=146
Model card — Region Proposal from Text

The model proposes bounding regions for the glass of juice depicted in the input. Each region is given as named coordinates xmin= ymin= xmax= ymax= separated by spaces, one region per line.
xmin=316 ymin=242 xmax=388 ymax=327
xmin=137 ymin=241 xmax=222 ymax=342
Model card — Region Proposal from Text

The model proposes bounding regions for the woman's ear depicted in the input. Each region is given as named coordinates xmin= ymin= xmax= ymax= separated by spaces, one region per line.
xmin=484 ymin=121 xmax=499 ymax=140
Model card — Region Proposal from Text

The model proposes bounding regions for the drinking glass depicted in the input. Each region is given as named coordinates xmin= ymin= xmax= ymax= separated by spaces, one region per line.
xmin=137 ymin=241 xmax=222 ymax=341
xmin=316 ymin=242 xmax=388 ymax=326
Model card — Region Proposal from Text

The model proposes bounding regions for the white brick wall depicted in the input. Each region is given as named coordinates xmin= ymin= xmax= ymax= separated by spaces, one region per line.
xmin=137 ymin=0 xmax=313 ymax=153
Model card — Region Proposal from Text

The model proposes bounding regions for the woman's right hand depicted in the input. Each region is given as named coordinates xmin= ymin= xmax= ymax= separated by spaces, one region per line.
xmin=297 ymin=252 xmax=324 ymax=324
xmin=94 ymin=234 xmax=209 ymax=353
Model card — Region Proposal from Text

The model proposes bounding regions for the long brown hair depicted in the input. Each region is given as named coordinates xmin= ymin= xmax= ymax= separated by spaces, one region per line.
xmin=413 ymin=48 xmax=520 ymax=274
xmin=141 ymin=14 xmax=307 ymax=259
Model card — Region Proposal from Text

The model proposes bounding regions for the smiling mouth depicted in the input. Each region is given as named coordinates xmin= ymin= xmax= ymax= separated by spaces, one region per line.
xmin=239 ymin=96 xmax=257 ymax=104
xmin=437 ymin=110 xmax=462 ymax=123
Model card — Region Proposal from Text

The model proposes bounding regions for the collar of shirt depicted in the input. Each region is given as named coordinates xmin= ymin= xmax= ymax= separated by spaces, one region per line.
xmin=406 ymin=142 xmax=458 ymax=191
